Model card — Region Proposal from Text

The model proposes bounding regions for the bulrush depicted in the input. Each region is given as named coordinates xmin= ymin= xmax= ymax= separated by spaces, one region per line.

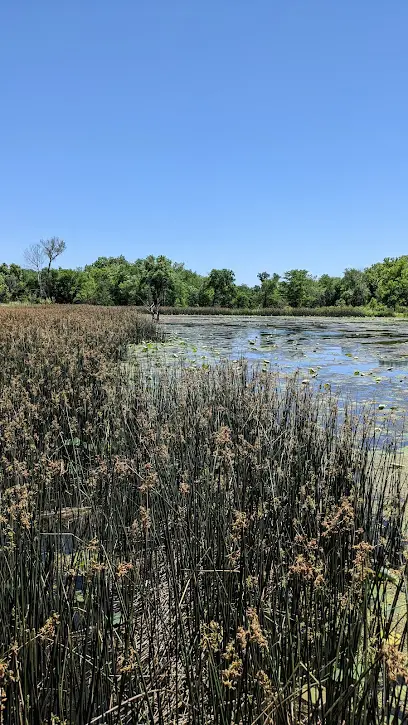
xmin=0 ymin=305 xmax=406 ymax=723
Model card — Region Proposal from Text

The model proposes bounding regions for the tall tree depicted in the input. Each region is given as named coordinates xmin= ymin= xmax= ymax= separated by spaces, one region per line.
xmin=207 ymin=269 xmax=236 ymax=307
xmin=48 ymin=268 xmax=84 ymax=303
xmin=25 ymin=237 xmax=66 ymax=298
xmin=42 ymin=237 xmax=66 ymax=275
xmin=0 ymin=271 xmax=8 ymax=302
xmin=281 ymin=269 xmax=315 ymax=307
xmin=234 ymin=284 xmax=257 ymax=308
xmin=140 ymin=256 xmax=175 ymax=320
xmin=42 ymin=237 xmax=66 ymax=297
xmin=365 ymin=257 xmax=408 ymax=309
xmin=257 ymin=272 xmax=281 ymax=307
xmin=316 ymin=274 xmax=342 ymax=307
xmin=340 ymin=268 xmax=369 ymax=307
xmin=24 ymin=243 xmax=46 ymax=297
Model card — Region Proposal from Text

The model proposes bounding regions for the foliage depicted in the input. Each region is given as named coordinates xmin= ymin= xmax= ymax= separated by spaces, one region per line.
xmin=0 ymin=263 xmax=37 ymax=303
xmin=206 ymin=268 xmax=236 ymax=306
xmin=365 ymin=256 xmax=408 ymax=310
xmin=139 ymin=255 xmax=175 ymax=307
xmin=48 ymin=268 xmax=84 ymax=304
xmin=340 ymin=268 xmax=370 ymax=307
xmin=160 ymin=306 xmax=370 ymax=316
xmin=257 ymin=272 xmax=281 ymax=307
xmin=7 ymin=251 xmax=408 ymax=313
xmin=280 ymin=269 xmax=316 ymax=307
xmin=0 ymin=306 xmax=406 ymax=722
xmin=233 ymin=284 xmax=255 ymax=308
xmin=315 ymin=274 xmax=342 ymax=307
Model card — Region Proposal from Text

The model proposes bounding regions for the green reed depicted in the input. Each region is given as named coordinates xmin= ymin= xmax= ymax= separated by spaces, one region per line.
xmin=159 ymin=306 xmax=387 ymax=317
xmin=0 ymin=305 xmax=406 ymax=724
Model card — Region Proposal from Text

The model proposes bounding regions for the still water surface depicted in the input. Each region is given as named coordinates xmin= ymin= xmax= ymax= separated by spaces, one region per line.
xmin=159 ymin=316 xmax=408 ymax=413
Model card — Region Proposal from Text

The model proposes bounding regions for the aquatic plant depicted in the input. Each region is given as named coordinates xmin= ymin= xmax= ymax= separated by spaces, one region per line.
xmin=0 ymin=305 xmax=406 ymax=723
xmin=159 ymin=305 xmax=382 ymax=317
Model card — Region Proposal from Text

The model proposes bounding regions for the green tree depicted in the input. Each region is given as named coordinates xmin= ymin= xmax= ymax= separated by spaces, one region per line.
xmin=257 ymin=272 xmax=281 ymax=307
xmin=196 ymin=280 xmax=214 ymax=307
xmin=92 ymin=255 xmax=128 ymax=269
xmin=316 ymin=274 xmax=342 ymax=307
xmin=76 ymin=267 xmax=114 ymax=305
xmin=48 ymin=268 xmax=84 ymax=303
xmin=207 ymin=269 xmax=236 ymax=307
xmin=140 ymin=256 xmax=175 ymax=319
xmin=78 ymin=257 xmax=135 ymax=306
xmin=0 ymin=264 xmax=31 ymax=302
xmin=340 ymin=268 xmax=370 ymax=307
xmin=365 ymin=256 xmax=408 ymax=309
xmin=281 ymin=269 xmax=315 ymax=307
xmin=0 ymin=272 xmax=9 ymax=302
xmin=171 ymin=263 xmax=204 ymax=306
xmin=118 ymin=272 xmax=143 ymax=305
xmin=233 ymin=284 xmax=256 ymax=308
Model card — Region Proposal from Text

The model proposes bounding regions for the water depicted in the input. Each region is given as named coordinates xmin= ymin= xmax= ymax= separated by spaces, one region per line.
xmin=157 ymin=316 xmax=408 ymax=415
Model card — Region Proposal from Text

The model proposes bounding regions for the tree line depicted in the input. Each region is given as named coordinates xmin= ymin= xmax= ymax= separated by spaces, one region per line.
xmin=1 ymin=239 xmax=408 ymax=312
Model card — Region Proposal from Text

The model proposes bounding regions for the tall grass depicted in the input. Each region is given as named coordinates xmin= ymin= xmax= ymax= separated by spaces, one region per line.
xmin=159 ymin=306 xmax=394 ymax=317
xmin=0 ymin=306 xmax=407 ymax=723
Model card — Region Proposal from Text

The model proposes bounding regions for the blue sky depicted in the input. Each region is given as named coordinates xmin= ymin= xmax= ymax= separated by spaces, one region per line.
xmin=0 ymin=1 xmax=407 ymax=284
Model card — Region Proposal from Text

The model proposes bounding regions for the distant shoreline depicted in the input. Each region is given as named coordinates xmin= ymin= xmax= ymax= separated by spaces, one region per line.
xmin=158 ymin=306 xmax=400 ymax=319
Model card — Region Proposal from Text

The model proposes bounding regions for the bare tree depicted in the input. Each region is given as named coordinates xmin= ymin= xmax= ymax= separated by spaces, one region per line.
xmin=24 ymin=237 xmax=66 ymax=298
xmin=41 ymin=237 xmax=66 ymax=275
xmin=24 ymin=243 xmax=46 ymax=297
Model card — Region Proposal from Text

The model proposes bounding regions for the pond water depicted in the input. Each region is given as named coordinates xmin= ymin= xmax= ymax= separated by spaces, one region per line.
xmin=156 ymin=316 xmax=408 ymax=416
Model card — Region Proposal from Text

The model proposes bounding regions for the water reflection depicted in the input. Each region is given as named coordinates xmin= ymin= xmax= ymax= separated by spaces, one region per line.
xmin=159 ymin=316 xmax=408 ymax=416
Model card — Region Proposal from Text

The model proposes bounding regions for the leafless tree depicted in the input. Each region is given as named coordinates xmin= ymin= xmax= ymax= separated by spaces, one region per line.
xmin=24 ymin=243 xmax=46 ymax=297
xmin=24 ymin=237 xmax=66 ymax=298
xmin=41 ymin=237 xmax=66 ymax=275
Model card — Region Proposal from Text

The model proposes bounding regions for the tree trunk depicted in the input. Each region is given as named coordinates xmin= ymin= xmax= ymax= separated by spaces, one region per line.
xmin=37 ymin=270 xmax=44 ymax=298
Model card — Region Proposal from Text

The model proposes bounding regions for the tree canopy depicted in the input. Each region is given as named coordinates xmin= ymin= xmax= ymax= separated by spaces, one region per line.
xmin=4 ymin=247 xmax=408 ymax=312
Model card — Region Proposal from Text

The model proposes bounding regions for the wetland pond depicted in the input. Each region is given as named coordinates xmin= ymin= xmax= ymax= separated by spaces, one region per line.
xmin=132 ymin=316 xmax=408 ymax=417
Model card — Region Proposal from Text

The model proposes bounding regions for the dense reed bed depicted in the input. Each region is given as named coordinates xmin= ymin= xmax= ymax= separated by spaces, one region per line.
xmin=0 ymin=306 xmax=407 ymax=724
xmin=159 ymin=306 xmax=389 ymax=317
xmin=160 ymin=306 xmax=384 ymax=317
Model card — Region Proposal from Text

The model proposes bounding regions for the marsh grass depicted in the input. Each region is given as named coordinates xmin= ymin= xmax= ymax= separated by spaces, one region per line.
xmin=159 ymin=306 xmax=393 ymax=317
xmin=0 ymin=306 xmax=407 ymax=724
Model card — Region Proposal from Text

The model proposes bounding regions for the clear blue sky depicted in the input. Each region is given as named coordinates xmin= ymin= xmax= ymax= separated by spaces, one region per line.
xmin=0 ymin=1 xmax=407 ymax=284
